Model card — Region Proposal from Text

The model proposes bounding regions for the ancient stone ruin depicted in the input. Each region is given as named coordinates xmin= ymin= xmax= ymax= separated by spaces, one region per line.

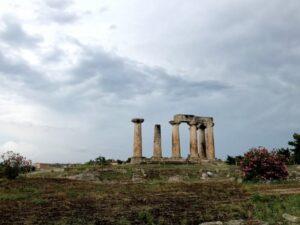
xmin=131 ymin=114 xmax=215 ymax=163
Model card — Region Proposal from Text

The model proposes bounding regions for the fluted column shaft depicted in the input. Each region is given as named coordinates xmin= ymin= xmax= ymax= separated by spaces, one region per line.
xmin=198 ymin=125 xmax=206 ymax=159
xmin=153 ymin=124 xmax=162 ymax=158
xmin=205 ymin=122 xmax=215 ymax=160
xmin=132 ymin=118 xmax=144 ymax=158
xmin=170 ymin=121 xmax=181 ymax=158
xmin=189 ymin=121 xmax=198 ymax=158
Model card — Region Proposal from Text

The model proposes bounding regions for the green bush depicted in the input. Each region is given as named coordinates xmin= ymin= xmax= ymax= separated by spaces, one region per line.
xmin=273 ymin=148 xmax=294 ymax=165
xmin=226 ymin=155 xmax=244 ymax=165
xmin=1 ymin=151 xmax=32 ymax=180
xmin=86 ymin=156 xmax=108 ymax=165
xmin=0 ymin=163 xmax=4 ymax=178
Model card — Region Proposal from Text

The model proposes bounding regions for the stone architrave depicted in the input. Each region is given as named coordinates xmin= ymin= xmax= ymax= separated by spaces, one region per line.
xmin=189 ymin=120 xmax=199 ymax=158
xmin=131 ymin=118 xmax=144 ymax=161
xmin=198 ymin=124 xmax=207 ymax=159
xmin=169 ymin=120 xmax=181 ymax=159
xmin=153 ymin=124 xmax=162 ymax=159
xmin=205 ymin=121 xmax=215 ymax=160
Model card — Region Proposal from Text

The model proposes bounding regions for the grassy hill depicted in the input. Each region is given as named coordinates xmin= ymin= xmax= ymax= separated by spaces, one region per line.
xmin=0 ymin=162 xmax=299 ymax=225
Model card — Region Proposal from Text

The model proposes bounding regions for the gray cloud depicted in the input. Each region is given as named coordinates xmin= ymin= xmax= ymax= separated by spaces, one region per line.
xmin=0 ymin=50 xmax=40 ymax=84
xmin=70 ymin=46 xmax=230 ymax=100
xmin=47 ymin=11 xmax=79 ymax=24
xmin=45 ymin=0 xmax=73 ymax=9
xmin=42 ymin=48 xmax=66 ymax=63
xmin=0 ymin=16 xmax=42 ymax=48
xmin=0 ymin=0 xmax=299 ymax=162
xmin=40 ymin=0 xmax=79 ymax=24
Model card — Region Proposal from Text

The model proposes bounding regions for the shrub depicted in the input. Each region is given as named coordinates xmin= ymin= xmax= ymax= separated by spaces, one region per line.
xmin=0 ymin=163 xmax=4 ymax=178
xmin=86 ymin=156 xmax=108 ymax=166
xmin=240 ymin=147 xmax=288 ymax=181
xmin=226 ymin=155 xmax=244 ymax=165
xmin=226 ymin=155 xmax=236 ymax=165
xmin=1 ymin=151 xmax=32 ymax=179
xmin=116 ymin=159 xmax=123 ymax=164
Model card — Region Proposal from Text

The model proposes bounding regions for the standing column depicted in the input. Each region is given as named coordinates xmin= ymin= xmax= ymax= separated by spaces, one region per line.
xmin=205 ymin=122 xmax=215 ymax=161
xmin=131 ymin=118 xmax=144 ymax=163
xmin=169 ymin=121 xmax=181 ymax=159
xmin=152 ymin=124 xmax=162 ymax=159
xmin=198 ymin=124 xmax=207 ymax=159
xmin=189 ymin=120 xmax=199 ymax=159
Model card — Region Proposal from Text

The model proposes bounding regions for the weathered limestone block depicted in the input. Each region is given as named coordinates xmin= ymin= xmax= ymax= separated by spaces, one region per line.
xmin=174 ymin=114 xmax=195 ymax=123
xmin=170 ymin=120 xmax=181 ymax=159
xmin=282 ymin=213 xmax=300 ymax=223
xmin=224 ymin=220 xmax=245 ymax=225
xmin=131 ymin=118 xmax=144 ymax=163
xmin=152 ymin=124 xmax=162 ymax=159
xmin=199 ymin=222 xmax=223 ymax=225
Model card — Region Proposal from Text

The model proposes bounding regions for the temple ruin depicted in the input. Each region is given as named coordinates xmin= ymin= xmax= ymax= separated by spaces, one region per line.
xmin=131 ymin=114 xmax=215 ymax=164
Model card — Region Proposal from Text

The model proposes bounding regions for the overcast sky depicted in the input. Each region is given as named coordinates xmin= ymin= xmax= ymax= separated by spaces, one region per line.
xmin=0 ymin=0 xmax=299 ymax=163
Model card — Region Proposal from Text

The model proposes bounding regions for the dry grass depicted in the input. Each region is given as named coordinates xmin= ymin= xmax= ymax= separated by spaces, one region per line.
xmin=0 ymin=163 xmax=299 ymax=225
xmin=0 ymin=178 xmax=251 ymax=225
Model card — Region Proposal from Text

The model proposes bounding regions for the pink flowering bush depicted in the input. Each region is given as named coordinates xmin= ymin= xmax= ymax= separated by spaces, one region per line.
xmin=1 ymin=151 xmax=32 ymax=179
xmin=240 ymin=147 xmax=288 ymax=181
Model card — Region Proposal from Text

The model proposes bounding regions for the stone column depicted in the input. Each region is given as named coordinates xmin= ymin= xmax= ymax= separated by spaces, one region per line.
xmin=169 ymin=120 xmax=181 ymax=159
xmin=198 ymin=124 xmax=206 ymax=159
xmin=205 ymin=122 xmax=215 ymax=161
xmin=152 ymin=124 xmax=162 ymax=159
xmin=131 ymin=118 xmax=144 ymax=162
xmin=189 ymin=120 xmax=199 ymax=159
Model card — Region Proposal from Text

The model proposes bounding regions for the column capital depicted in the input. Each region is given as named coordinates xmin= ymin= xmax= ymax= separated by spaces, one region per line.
xmin=197 ymin=123 xmax=206 ymax=129
xmin=169 ymin=120 xmax=180 ymax=125
xmin=131 ymin=118 xmax=144 ymax=123
xmin=188 ymin=119 xmax=198 ymax=126
xmin=206 ymin=122 xmax=214 ymax=127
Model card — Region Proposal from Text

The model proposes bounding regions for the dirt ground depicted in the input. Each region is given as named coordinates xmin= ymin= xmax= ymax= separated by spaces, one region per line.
xmin=0 ymin=163 xmax=299 ymax=225
xmin=0 ymin=178 xmax=251 ymax=225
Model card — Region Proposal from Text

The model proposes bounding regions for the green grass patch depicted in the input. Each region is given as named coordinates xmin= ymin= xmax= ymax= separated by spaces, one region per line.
xmin=250 ymin=193 xmax=300 ymax=224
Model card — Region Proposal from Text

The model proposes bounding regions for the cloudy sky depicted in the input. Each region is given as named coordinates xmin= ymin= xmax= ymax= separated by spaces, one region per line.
xmin=0 ymin=0 xmax=299 ymax=163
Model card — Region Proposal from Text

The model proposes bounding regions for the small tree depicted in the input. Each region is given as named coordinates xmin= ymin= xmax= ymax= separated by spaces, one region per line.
xmin=226 ymin=155 xmax=244 ymax=165
xmin=94 ymin=156 xmax=107 ymax=165
xmin=273 ymin=148 xmax=294 ymax=165
xmin=86 ymin=156 xmax=108 ymax=166
xmin=226 ymin=155 xmax=236 ymax=165
xmin=288 ymin=133 xmax=300 ymax=164
xmin=240 ymin=147 xmax=288 ymax=181
xmin=1 ymin=151 xmax=32 ymax=179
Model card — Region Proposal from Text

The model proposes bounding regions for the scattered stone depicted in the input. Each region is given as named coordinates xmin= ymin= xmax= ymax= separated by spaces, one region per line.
xmin=207 ymin=171 xmax=214 ymax=177
xmin=260 ymin=222 xmax=269 ymax=225
xmin=201 ymin=173 xmax=208 ymax=180
xmin=117 ymin=169 xmax=127 ymax=174
xmin=199 ymin=221 xmax=223 ymax=225
xmin=68 ymin=172 xmax=96 ymax=181
xmin=140 ymin=168 xmax=147 ymax=177
xmin=131 ymin=173 xmax=144 ymax=182
xmin=229 ymin=177 xmax=235 ymax=182
xmin=282 ymin=213 xmax=300 ymax=223
xmin=236 ymin=178 xmax=243 ymax=184
xmin=168 ymin=175 xmax=183 ymax=183
xmin=224 ymin=220 xmax=244 ymax=225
